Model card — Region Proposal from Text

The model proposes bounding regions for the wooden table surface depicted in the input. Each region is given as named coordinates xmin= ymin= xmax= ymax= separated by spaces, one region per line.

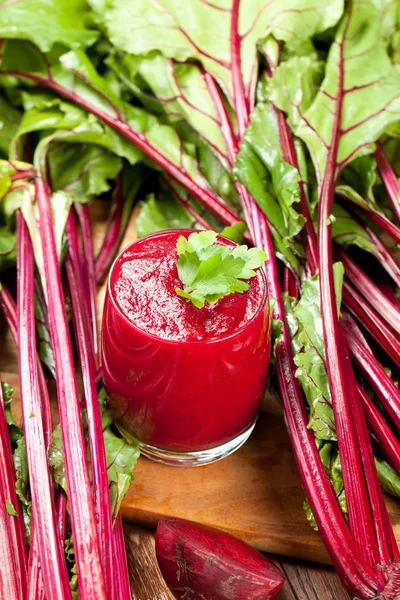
xmin=123 ymin=524 xmax=351 ymax=600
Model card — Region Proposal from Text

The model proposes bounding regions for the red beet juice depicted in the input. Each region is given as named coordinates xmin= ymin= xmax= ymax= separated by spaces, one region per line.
xmin=102 ymin=230 xmax=270 ymax=465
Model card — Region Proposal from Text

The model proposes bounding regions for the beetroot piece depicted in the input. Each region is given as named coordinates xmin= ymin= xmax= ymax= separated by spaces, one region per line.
xmin=155 ymin=518 xmax=285 ymax=600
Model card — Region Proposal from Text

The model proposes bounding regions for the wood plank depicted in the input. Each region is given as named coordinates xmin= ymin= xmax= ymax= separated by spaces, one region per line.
xmin=124 ymin=524 xmax=174 ymax=600
xmin=275 ymin=558 xmax=351 ymax=600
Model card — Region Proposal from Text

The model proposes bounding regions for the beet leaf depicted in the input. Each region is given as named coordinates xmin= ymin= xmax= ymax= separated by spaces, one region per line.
xmin=103 ymin=0 xmax=343 ymax=110
xmin=0 ymin=0 xmax=97 ymax=52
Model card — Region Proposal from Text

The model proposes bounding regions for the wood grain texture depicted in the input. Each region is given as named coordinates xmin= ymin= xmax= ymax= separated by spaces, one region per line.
xmin=124 ymin=525 xmax=174 ymax=600
xmin=275 ymin=559 xmax=351 ymax=600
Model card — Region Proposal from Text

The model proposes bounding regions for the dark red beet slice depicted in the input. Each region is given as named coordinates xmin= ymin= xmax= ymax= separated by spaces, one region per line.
xmin=155 ymin=517 xmax=285 ymax=600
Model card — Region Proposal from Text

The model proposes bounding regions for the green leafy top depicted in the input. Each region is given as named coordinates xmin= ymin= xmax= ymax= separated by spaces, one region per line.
xmin=174 ymin=231 xmax=266 ymax=309
xmin=0 ymin=94 xmax=21 ymax=157
xmin=103 ymin=0 xmax=343 ymax=106
xmin=136 ymin=192 xmax=197 ymax=239
xmin=279 ymin=264 xmax=344 ymax=441
xmin=234 ymin=101 xmax=305 ymax=275
xmin=293 ymin=0 xmax=400 ymax=182
xmin=0 ymin=0 xmax=98 ymax=52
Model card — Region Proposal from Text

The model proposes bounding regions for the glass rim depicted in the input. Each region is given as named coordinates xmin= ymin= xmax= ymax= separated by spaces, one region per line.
xmin=106 ymin=228 xmax=269 ymax=346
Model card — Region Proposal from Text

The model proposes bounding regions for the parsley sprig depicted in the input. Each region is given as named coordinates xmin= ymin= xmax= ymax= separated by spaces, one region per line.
xmin=175 ymin=231 xmax=266 ymax=308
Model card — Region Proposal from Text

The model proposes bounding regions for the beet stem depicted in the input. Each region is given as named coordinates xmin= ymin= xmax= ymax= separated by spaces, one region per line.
xmin=66 ymin=246 xmax=114 ymax=599
xmin=76 ymin=204 xmax=99 ymax=358
xmin=344 ymin=314 xmax=400 ymax=433
xmin=112 ymin=516 xmax=131 ymax=600
xmin=0 ymin=377 xmax=28 ymax=599
xmin=0 ymin=481 xmax=21 ymax=599
xmin=343 ymin=282 xmax=400 ymax=367
xmin=95 ymin=175 xmax=126 ymax=284
xmin=35 ymin=177 xmax=106 ymax=599
xmin=365 ymin=226 xmax=400 ymax=287
xmin=360 ymin=387 xmax=400 ymax=480
xmin=17 ymin=212 xmax=71 ymax=600
xmin=375 ymin=144 xmax=400 ymax=224
xmin=336 ymin=189 xmax=400 ymax=245
xmin=0 ymin=284 xmax=55 ymax=598
xmin=229 ymin=21 xmax=378 ymax=597
xmin=339 ymin=249 xmax=400 ymax=335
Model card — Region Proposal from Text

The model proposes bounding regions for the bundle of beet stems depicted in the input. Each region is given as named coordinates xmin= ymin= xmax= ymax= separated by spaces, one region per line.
xmin=0 ymin=0 xmax=400 ymax=598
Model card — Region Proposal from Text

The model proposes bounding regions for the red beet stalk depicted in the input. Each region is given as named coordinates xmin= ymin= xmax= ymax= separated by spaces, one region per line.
xmin=65 ymin=232 xmax=114 ymax=599
xmin=26 ymin=493 xmax=68 ymax=600
xmin=336 ymin=188 xmax=400 ymax=245
xmin=28 ymin=485 xmax=66 ymax=600
xmin=16 ymin=212 xmax=71 ymax=600
xmin=35 ymin=177 xmax=106 ymax=599
xmin=375 ymin=144 xmax=400 ymax=223
xmin=359 ymin=386 xmax=400 ymax=476
xmin=9 ymin=167 xmax=36 ymax=182
xmin=0 ymin=282 xmax=52 ymax=466
xmin=0 ymin=480 xmax=21 ymax=599
xmin=112 ymin=516 xmax=131 ymax=600
xmin=273 ymin=106 xmax=319 ymax=274
xmin=0 ymin=285 xmax=18 ymax=342
xmin=95 ymin=172 xmax=139 ymax=284
xmin=76 ymin=204 xmax=99 ymax=357
xmin=342 ymin=282 xmax=400 ymax=368
xmin=56 ymin=491 xmax=68 ymax=544
xmin=343 ymin=328 xmax=397 ymax=566
xmin=364 ymin=226 xmax=400 ymax=287
xmin=156 ymin=518 xmax=285 ymax=600
xmin=321 ymin=180 xmax=380 ymax=567
xmin=338 ymin=249 xmax=400 ymax=335
xmin=0 ymin=378 xmax=27 ymax=600
xmin=67 ymin=207 xmax=131 ymax=600
xmin=317 ymin=148 xmax=394 ymax=579
xmin=27 ymin=523 xmax=45 ymax=600
xmin=343 ymin=313 xmax=400 ymax=433
xmin=164 ymin=178 xmax=216 ymax=230
xmin=0 ymin=283 xmax=55 ymax=598
xmin=66 ymin=210 xmax=94 ymax=353
xmin=95 ymin=176 xmax=125 ymax=283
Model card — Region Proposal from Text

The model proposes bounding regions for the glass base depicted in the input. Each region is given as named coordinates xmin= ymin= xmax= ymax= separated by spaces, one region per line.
xmin=138 ymin=421 xmax=256 ymax=467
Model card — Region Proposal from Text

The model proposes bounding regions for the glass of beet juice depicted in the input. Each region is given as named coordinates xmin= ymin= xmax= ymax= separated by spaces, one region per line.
xmin=102 ymin=229 xmax=270 ymax=466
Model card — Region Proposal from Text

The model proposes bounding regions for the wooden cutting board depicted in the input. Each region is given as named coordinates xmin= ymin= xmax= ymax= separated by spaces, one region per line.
xmin=2 ymin=199 xmax=400 ymax=566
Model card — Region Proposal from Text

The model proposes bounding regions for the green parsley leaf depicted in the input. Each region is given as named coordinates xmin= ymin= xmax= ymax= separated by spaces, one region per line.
xmin=175 ymin=231 xmax=266 ymax=308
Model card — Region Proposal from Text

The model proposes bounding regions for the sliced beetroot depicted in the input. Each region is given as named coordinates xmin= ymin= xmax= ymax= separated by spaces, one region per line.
xmin=155 ymin=517 xmax=285 ymax=600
